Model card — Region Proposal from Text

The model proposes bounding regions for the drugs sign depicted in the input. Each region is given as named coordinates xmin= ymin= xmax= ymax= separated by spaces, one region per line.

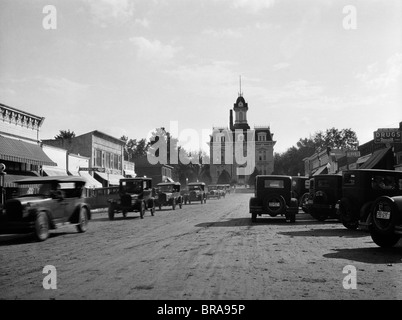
xmin=374 ymin=129 xmax=401 ymax=144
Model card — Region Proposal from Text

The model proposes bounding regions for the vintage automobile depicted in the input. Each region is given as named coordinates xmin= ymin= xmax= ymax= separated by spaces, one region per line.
xmin=217 ymin=185 xmax=227 ymax=198
xmin=291 ymin=176 xmax=309 ymax=212
xmin=0 ymin=176 xmax=90 ymax=241
xmin=183 ymin=182 xmax=207 ymax=204
xmin=369 ymin=195 xmax=402 ymax=247
xmin=155 ymin=182 xmax=183 ymax=210
xmin=337 ymin=169 xmax=402 ymax=230
xmin=249 ymin=175 xmax=298 ymax=223
xmin=107 ymin=177 xmax=156 ymax=220
xmin=207 ymin=185 xmax=221 ymax=199
xmin=307 ymin=174 xmax=342 ymax=221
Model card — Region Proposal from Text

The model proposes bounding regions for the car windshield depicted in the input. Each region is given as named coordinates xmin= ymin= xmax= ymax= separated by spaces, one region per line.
xmin=209 ymin=186 xmax=217 ymax=190
xmin=159 ymin=185 xmax=173 ymax=192
xmin=189 ymin=186 xmax=201 ymax=191
xmin=121 ymin=180 xmax=142 ymax=193
xmin=14 ymin=182 xmax=78 ymax=198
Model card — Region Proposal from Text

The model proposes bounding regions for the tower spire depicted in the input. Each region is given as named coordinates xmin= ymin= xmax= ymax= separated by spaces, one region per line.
xmin=239 ymin=75 xmax=242 ymax=97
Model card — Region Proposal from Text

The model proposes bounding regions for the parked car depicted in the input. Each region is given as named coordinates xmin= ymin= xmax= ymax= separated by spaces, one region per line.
xmin=291 ymin=176 xmax=309 ymax=211
xmin=183 ymin=182 xmax=207 ymax=204
xmin=337 ymin=169 xmax=402 ymax=230
xmin=217 ymin=185 xmax=227 ymax=198
xmin=307 ymin=174 xmax=342 ymax=221
xmin=369 ymin=195 xmax=402 ymax=247
xmin=249 ymin=175 xmax=298 ymax=223
xmin=207 ymin=185 xmax=221 ymax=199
xmin=107 ymin=177 xmax=156 ymax=220
xmin=0 ymin=176 xmax=90 ymax=241
xmin=155 ymin=182 xmax=183 ymax=210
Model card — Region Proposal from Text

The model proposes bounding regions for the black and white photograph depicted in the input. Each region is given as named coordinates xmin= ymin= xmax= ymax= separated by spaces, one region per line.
xmin=0 ymin=0 xmax=401 ymax=308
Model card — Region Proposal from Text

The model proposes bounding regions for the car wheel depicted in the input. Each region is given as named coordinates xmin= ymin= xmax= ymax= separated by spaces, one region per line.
xmin=34 ymin=212 xmax=49 ymax=241
xmin=370 ymin=230 xmax=400 ymax=248
xmin=264 ymin=194 xmax=285 ymax=216
xmin=140 ymin=202 xmax=145 ymax=219
xmin=339 ymin=199 xmax=358 ymax=230
xmin=108 ymin=204 xmax=115 ymax=220
xmin=251 ymin=213 xmax=257 ymax=222
xmin=76 ymin=207 xmax=88 ymax=233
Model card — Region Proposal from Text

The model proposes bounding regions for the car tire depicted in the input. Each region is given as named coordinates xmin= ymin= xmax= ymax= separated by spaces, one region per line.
xmin=251 ymin=213 xmax=257 ymax=222
xmin=264 ymin=194 xmax=286 ymax=216
xmin=108 ymin=204 xmax=115 ymax=220
xmin=172 ymin=199 xmax=176 ymax=210
xmin=339 ymin=198 xmax=358 ymax=230
xmin=370 ymin=230 xmax=400 ymax=248
xmin=34 ymin=212 xmax=49 ymax=241
xmin=371 ymin=196 xmax=399 ymax=235
xmin=140 ymin=202 xmax=145 ymax=219
xmin=76 ymin=207 xmax=88 ymax=233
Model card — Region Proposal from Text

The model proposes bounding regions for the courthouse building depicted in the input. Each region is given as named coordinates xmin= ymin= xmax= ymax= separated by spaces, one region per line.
xmin=209 ymin=92 xmax=276 ymax=185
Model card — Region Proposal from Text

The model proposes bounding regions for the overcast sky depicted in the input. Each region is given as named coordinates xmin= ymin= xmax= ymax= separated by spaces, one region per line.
xmin=0 ymin=0 xmax=401 ymax=154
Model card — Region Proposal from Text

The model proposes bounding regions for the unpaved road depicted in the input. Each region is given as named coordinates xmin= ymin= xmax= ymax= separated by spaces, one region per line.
xmin=0 ymin=193 xmax=401 ymax=300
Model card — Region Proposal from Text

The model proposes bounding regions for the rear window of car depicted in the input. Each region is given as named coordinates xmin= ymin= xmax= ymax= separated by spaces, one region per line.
xmin=316 ymin=179 xmax=330 ymax=188
xmin=264 ymin=180 xmax=284 ymax=188
xmin=371 ymin=175 xmax=398 ymax=190
xmin=343 ymin=173 xmax=356 ymax=186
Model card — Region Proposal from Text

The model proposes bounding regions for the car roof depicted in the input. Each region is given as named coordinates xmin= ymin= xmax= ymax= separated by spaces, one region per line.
xmin=120 ymin=177 xmax=152 ymax=181
xmin=157 ymin=182 xmax=180 ymax=186
xmin=15 ymin=175 xmax=86 ymax=184
xmin=188 ymin=182 xmax=205 ymax=185
xmin=256 ymin=175 xmax=292 ymax=179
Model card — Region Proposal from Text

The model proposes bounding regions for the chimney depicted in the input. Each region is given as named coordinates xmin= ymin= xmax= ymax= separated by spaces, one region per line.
xmin=230 ymin=110 xmax=234 ymax=131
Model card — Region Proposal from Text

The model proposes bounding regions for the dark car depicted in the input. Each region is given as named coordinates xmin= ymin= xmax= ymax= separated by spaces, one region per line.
xmin=368 ymin=195 xmax=402 ymax=247
xmin=249 ymin=175 xmax=298 ymax=223
xmin=291 ymin=176 xmax=309 ymax=211
xmin=307 ymin=174 xmax=342 ymax=221
xmin=207 ymin=185 xmax=221 ymax=199
xmin=183 ymin=182 xmax=207 ymax=204
xmin=155 ymin=182 xmax=183 ymax=210
xmin=337 ymin=169 xmax=402 ymax=230
xmin=107 ymin=177 xmax=156 ymax=220
xmin=0 ymin=176 xmax=90 ymax=241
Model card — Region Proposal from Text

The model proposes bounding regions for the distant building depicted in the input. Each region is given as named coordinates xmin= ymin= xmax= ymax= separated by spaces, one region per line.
xmin=43 ymin=130 xmax=126 ymax=187
xmin=209 ymin=92 xmax=276 ymax=185
xmin=134 ymin=155 xmax=173 ymax=184
xmin=303 ymin=148 xmax=346 ymax=177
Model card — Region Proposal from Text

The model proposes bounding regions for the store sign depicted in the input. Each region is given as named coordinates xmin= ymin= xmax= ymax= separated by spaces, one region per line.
xmin=374 ymin=128 xmax=401 ymax=144
xmin=346 ymin=150 xmax=361 ymax=157
xmin=79 ymin=167 xmax=106 ymax=173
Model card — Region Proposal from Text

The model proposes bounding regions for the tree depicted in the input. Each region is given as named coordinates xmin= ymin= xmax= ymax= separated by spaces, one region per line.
xmin=274 ymin=128 xmax=359 ymax=176
xmin=54 ymin=129 xmax=75 ymax=140
xmin=121 ymin=136 xmax=150 ymax=161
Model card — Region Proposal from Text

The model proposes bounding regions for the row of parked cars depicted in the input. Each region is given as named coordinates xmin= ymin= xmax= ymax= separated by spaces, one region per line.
xmin=249 ymin=169 xmax=402 ymax=248
xmin=0 ymin=176 xmax=229 ymax=242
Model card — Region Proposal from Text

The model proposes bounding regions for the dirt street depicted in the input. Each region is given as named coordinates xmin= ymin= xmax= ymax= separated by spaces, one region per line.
xmin=0 ymin=193 xmax=401 ymax=300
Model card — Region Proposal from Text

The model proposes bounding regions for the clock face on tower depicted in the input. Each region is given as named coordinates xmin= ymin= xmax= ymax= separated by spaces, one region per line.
xmin=238 ymin=102 xmax=243 ymax=107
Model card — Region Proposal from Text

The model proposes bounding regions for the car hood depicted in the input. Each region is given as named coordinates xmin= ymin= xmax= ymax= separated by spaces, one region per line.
xmin=11 ymin=196 xmax=53 ymax=206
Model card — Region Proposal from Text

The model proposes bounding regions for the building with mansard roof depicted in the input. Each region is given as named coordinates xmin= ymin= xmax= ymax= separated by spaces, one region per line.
xmin=209 ymin=92 xmax=276 ymax=185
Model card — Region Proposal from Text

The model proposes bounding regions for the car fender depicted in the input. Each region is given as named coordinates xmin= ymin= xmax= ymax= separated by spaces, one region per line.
xmin=70 ymin=203 xmax=91 ymax=223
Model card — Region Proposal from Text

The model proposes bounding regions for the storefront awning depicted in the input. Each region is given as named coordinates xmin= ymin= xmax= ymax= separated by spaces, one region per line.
xmin=2 ymin=173 xmax=40 ymax=188
xmin=163 ymin=177 xmax=174 ymax=183
xmin=356 ymin=153 xmax=372 ymax=165
xmin=124 ymin=169 xmax=136 ymax=177
xmin=79 ymin=171 xmax=102 ymax=189
xmin=0 ymin=136 xmax=56 ymax=166
xmin=360 ymin=147 xmax=392 ymax=169
xmin=312 ymin=165 xmax=328 ymax=176
xmin=42 ymin=165 xmax=68 ymax=176
xmin=95 ymin=172 xmax=125 ymax=186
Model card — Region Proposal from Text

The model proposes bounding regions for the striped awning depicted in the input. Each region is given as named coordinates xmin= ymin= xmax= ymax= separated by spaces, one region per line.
xmin=0 ymin=136 xmax=56 ymax=166
xmin=1 ymin=173 xmax=40 ymax=188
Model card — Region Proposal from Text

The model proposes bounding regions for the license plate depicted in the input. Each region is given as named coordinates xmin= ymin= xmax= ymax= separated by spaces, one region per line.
xmin=269 ymin=202 xmax=280 ymax=207
xmin=376 ymin=210 xmax=391 ymax=220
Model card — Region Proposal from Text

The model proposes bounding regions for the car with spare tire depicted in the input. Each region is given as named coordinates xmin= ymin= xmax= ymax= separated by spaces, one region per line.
xmin=249 ymin=175 xmax=298 ymax=223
